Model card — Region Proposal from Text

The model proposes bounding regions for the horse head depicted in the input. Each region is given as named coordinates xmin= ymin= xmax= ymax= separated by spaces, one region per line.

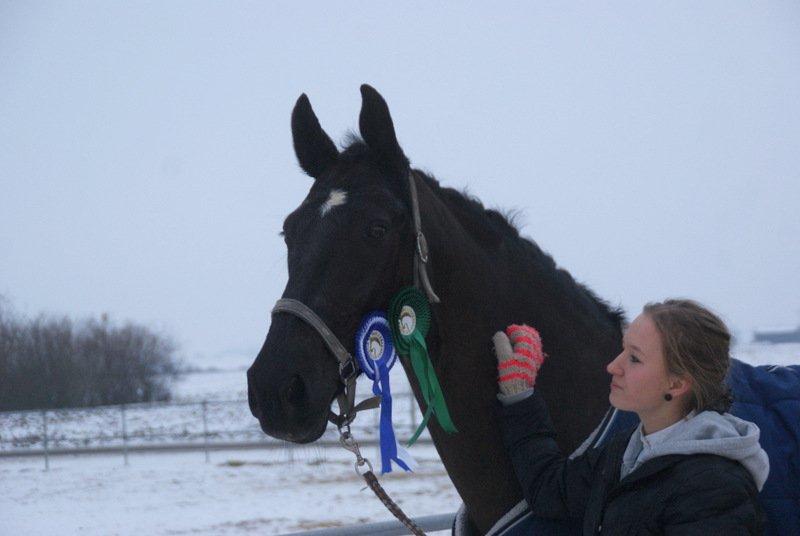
xmin=247 ymin=85 xmax=418 ymax=443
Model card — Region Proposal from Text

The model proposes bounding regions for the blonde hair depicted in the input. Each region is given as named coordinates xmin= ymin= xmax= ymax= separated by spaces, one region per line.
xmin=643 ymin=299 xmax=734 ymax=413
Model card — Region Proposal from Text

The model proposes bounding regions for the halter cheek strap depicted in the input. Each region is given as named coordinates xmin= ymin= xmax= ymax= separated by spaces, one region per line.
xmin=408 ymin=171 xmax=440 ymax=304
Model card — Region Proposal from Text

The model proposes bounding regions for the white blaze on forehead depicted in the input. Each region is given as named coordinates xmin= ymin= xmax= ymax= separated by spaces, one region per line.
xmin=320 ymin=189 xmax=347 ymax=216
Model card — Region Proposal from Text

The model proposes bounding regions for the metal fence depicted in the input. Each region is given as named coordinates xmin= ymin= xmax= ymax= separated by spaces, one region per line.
xmin=0 ymin=391 xmax=429 ymax=470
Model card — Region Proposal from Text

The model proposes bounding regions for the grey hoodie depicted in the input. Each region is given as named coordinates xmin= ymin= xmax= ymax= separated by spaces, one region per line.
xmin=619 ymin=409 xmax=770 ymax=491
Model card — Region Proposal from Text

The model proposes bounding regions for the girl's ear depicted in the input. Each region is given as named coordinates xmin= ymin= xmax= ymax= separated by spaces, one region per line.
xmin=667 ymin=373 xmax=694 ymax=400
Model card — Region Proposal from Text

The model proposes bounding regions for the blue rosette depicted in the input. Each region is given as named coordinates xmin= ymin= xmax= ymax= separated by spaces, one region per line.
xmin=355 ymin=311 xmax=418 ymax=474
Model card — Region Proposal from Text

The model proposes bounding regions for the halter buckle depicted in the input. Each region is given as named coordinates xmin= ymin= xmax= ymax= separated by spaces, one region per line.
xmin=416 ymin=232 xmax=429 ymax=263
xmin=339 ymin=358 xmax=358 ymax=382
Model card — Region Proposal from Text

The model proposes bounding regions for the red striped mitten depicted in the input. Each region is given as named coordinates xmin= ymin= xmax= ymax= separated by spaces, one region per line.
xmin=493 ymin=324 xmax=546 ymax=397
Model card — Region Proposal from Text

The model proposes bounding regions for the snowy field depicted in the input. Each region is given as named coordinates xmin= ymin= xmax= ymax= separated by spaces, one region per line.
xmin=1 ymin=343 xmax=797 ymax=535
xmin=0 ymin=444 xmax=460 ymax=536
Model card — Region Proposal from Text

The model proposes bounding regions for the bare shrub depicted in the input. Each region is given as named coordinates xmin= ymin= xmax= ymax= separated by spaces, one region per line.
xmin=0 ymin=298 xmax=180 ymax=411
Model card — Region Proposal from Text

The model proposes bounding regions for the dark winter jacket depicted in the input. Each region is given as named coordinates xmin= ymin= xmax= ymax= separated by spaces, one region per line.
xmin=500 ymin=392 xmax=766 ymax=535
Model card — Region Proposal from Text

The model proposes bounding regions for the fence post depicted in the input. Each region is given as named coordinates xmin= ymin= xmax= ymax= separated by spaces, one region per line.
xmin=41 ymin=409 xmax=49 ymax=472
xmin=202 ymin=400 xmax=210 ymax=463
xmin=120 ymin=404 xmax=129 ymax=466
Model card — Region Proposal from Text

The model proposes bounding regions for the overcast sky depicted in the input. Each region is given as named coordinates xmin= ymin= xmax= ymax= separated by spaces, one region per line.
xmin=1 ymin=2 xmax=798 ymax=366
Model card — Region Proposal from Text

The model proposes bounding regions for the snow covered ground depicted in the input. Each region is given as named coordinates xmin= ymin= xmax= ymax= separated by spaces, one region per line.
xmin=0 ymin=445 xmax=460 ymax=535
xmin=1 ymin=343 xmax=797 ymax=535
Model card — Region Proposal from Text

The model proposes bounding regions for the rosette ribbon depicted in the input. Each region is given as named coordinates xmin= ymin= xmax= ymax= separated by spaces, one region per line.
xmin=389 ymin=287 xmax=458 ymax=446
xmin=355 ymin=311 xmax=418 ymax=474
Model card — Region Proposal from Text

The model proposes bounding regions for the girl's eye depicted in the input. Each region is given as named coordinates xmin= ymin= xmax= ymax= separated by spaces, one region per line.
xmin=630 ymin=355 xmax=640 ymax=364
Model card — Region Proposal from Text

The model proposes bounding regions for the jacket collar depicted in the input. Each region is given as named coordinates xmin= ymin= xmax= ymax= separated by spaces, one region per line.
xmin=606 ymin=426 xmax=689 ymax=490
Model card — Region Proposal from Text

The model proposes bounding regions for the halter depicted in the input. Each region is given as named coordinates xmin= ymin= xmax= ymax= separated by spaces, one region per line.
xmin=270 ymin=169 xmax=440 ymax=428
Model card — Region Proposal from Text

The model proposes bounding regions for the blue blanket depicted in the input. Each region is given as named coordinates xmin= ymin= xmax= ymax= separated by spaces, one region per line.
xmin=726 ymin=359 xmax=800 ymax=536
xmin=454 ymin=358 xmax=800 ymax=536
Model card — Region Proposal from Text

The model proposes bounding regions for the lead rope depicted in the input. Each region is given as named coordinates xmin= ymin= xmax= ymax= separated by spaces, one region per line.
xmin=338 ymin=423 xmax=427 ymax=536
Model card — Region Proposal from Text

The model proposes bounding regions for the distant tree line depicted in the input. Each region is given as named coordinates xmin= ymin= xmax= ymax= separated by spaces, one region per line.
xmin=0 ymin=297 xmax=181 ymax=411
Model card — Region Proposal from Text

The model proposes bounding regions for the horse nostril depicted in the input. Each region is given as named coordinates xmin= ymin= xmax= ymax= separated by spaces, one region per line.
xmin=283 ymin=374 xmax=307 ymax=406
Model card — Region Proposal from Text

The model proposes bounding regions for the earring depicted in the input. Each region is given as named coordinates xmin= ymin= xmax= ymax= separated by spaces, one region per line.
xmin=664 ymin=393 xmax=673 ymax=401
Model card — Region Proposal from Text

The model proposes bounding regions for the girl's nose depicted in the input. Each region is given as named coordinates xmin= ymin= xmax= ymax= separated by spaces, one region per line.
xmin=607 ymin=353 xmax=623 ymax=376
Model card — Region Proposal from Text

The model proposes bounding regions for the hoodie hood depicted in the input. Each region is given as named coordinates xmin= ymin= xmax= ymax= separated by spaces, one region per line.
xmin=621 ymin=410 xmax=770 ymax=491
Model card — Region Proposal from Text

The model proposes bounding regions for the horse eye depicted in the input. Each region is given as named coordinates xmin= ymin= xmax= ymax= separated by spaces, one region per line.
xmin=369 ymin=223 xmax=388 ymax=239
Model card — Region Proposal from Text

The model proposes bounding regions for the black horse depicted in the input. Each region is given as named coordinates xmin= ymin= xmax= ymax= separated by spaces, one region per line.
xmin=247 ymin=85 xmax=625 ymax=534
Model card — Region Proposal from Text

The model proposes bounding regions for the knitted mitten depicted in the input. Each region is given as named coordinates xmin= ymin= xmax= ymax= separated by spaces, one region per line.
xmin=493 ymin=324 xmax=546 ymax=397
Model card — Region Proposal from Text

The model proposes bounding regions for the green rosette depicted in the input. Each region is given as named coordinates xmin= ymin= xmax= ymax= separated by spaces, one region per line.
xmin=389 ymin=287 xmax=457 ymax=446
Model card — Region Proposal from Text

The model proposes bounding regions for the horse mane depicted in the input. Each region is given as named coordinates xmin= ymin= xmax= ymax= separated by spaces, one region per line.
xmin=423 ymin=171 xmax=625 ymax=330
xmin=340 ymin=136 xmax=626 ymax=332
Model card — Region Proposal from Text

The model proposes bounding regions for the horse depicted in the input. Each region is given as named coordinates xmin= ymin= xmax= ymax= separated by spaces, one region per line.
xmin=246 ymin=85 xmax=626 ymax=534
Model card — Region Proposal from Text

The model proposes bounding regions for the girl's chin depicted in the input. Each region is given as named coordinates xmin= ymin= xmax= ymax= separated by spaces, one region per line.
xmin=608 ymin=392 xmax=628 ymax=411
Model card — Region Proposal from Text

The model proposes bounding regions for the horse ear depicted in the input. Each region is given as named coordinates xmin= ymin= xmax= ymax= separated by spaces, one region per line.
xmin=291 ymin=94 xmax=339 ymax=179
xmin=359 ymin=84 xmax=408 ymax=174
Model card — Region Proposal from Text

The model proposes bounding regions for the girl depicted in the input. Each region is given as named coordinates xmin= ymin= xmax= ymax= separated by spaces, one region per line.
xmin=494 ymin=299 xmax=769 ymax=535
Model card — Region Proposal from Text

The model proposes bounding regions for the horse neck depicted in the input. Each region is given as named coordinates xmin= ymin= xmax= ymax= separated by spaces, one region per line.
xmin=403 ymin=176 xmax=622 ymax=533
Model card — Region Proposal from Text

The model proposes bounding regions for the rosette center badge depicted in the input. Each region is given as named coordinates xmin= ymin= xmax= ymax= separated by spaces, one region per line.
xmin=399 ymin=305 xmax=416 ymax=336
xmin=368 ymin=331 xmax=384 ymax=361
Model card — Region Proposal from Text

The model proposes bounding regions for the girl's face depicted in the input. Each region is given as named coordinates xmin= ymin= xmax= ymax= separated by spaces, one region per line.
xmin=607 ymin=313 xmax=676 ymax=414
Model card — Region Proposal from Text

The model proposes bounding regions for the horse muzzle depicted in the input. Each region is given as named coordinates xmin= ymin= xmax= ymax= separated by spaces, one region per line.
xmin=246 ymin=360 xmax=335 ymax=443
